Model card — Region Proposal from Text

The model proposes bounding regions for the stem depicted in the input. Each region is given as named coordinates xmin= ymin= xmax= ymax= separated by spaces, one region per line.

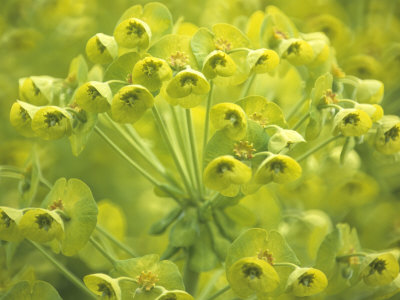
xmin=0 ymin=172 xmax=24 ymax=180
xmin=253 ymin=151 xmax=273 ymax=158
xmin=274 ymin=262 xmax=299 ymax=269
xmin=292 ymin=113 xmax=309 ymax=130
xmin=241 ymin=73 xmax=256 ymax=98
xmin=152 ymin=106 xmax=197 ymax=201
xmin=96 ymin=225 xmax=137 ymax=258
xmin=183 ymin=259 xmax=199 ymax=296
xmin=26 ymin=240 xmax=97 ymax=299
xmin=202 ymin=81 xmax=214 ymax=163
xmin=336 ymin=253 xmax=367 ymax=262
xmin=106 ymin=80 xmax=129 ymax=85
xmin=338 ymin=99 xmax=357 ymax=107
xmin=296 ymin=135 xmax=342 ymax=162
xmin=206 ymin=285 xmax=231 ymax=300
xmin=228 ymin=48 xmax=250 ymax=54
xmin=321 ymin=104 xmax=343 ymax=111
xmin=286 ymin=97 xmax=308 ymax=121
xmin=185 ymin=109 xmax=203 ymax=199
xmin=264 ymin=124 xmax=282 ymax=131
xmin=89 ymin=237 xmax=118 ymax=266
xmin=95 ymin=126 xmax=182 ymax=201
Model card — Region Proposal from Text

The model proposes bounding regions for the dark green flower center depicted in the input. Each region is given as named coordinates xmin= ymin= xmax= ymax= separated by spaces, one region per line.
xmin=242 ymin=263 xmax=263 ymax=279
xmin=217 ymin=162 xmax=233 ymax=174
xmin=126 ymin=21 xmax=145 ymax=37
xmin=35 ymin=213 xmax=53 ymax=231
xmin=87 ymin=85 xmax=101 ymax=100
xmin=269 ymin=160 xmax=286 ymax=174
xmin=369 ymin=258 xmax=387 ymax=275
xmin=343 ymin=181 xmax=362 ymax=195
xmin=32 ymin=81 xmax=41 ymax=96
xmin=343 ymin=113 xmax=360 ymax=125
xmin=210 ymin=54 xmax=227 ymax=69
xmin=225 ymin=110 xmax=240 ymax=126
xmin=97 ymin=283 xmax=114 ymax=297
xmin=256 ymin=54 xmax=268 ymax=66
xmin=96 ymin=37 xmax=106 ymax=54
xmin=384 ymin=125 xmax=399 ymax=143
xmin=287 ymin=42 xmax=301 ymax=55
xmin=1 ymin=211 xmax=12 ymax=228
xmin=19 ymin=107 xmax=30 ymax=121
xmin=142 ymin=60 xmax=162 ymax=77
xmin=298 ymin=272 xmax=315 ymax=287
xmin=44 ymin=112 xmax=64 ymax=127
xmin=180 ymin=75 xmax=198 ymax=87
xmin=121 ymin=90 xmax=140 ymax=106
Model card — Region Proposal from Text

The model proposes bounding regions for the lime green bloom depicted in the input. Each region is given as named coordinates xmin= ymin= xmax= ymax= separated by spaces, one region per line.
xmin=31 ymin=106 xmax=72 ymax=140
xmin=247 ymin=49 xmax=280 ymax=74
xmin=111 ymin=85 xmax=154 ymax=123
xmin=227 ymin=256 xmax=280 ymax=298
xmin=165 ymin=68 xmax=210 ymax=108
xmin=132 ymin=57 xmax=172 ymax=92
xmin=333 ymin=108 xmax=372 ymax=136
xmin=0 ymin=206 xmax=23 ymax=242
xmin=75 ymin=81 xmax=112 ymax=113
xmin=84 ymin=273 xmax=122 ymax=300
xmin=375 ymin=118 xmax=400 ymax=155
xmin=361 ymin=253 xmax=399 ymax=286
xmin=19 ymin=77 xmax=49 ymax=105
xmin=210 ymin=103 xmax=247 ymax=140
xmin=202 ymin=50 xmax=236 ymax=79
xmin=85 ymin=33 xmax=118 ymax=65
xmin=19 ymin=208 xmax=64 ymax=243
xmin=280 ymin=39 xmax=314 ymax=66
xmin=155 ymin=290 xmax=194 ymax=300
xmin=286 ymin=268 xmax=328 ymax=297
xmin=113 ymin=18 xmax=151 ymax=50
xmin=254 ymin=154 xmax=302 ymax=184
xmin=355 ymin=103 xmax=384 ymax=122
xmin=268 ymin=129 xmax=305 ymax=153
xmin=203 ymin=155 xmax=251 ymax=197
xmin=9 ymin=102 xmax=36 ymax=137
xmin=355 ymin=79 xmax=384 ymax=104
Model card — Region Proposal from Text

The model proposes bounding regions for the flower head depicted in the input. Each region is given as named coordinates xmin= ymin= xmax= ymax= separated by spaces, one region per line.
xmin=361 ymin=253 xmax=399 ymax=286
xmin=75 ymin=81 xmax=112 ymax=113
xmin=114 ymin=18 xmax=151 ymax=50
xmin=84 ymin=273 xmax=122 ymax=300
xmin=132 ymin=57 xmax=172 ymax=92
xmin=333 ymin=108 xmax=372 ymax=137
xmin=210 ymin=103 xmax=247 ymax=140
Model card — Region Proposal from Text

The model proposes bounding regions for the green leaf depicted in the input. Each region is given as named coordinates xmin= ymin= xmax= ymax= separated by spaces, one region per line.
xmin=87 ymin=65 xmax=104 ymax=82
xmin=141 ymin=2 xmax=173 ymax=43
xmin=190 ymin=28 xmax=215 ymax=68
xmin=68 ymin=110 xmax=98 ymax=156
xmin=104 ymin=51 xmax=141 ymax=82
xmin=169 ymin=208 xmax=198 ymax=247
xmin=224 ymin=204 xmax=257 ymax=227
xmin=2 ymin=280 xmax=62 ymax=300
xmin=149 ymin=207 xmax=182 ymax=235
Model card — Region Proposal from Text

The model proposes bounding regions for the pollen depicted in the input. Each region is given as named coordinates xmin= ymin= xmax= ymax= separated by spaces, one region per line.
xmin=250 ymin=112 xmax=268 ymax=127
xmin=49 ymin=199 xmax=64 ymax=211
xmin=214 ymin=37 xmax=232 ymax=52
xmin=234 ymin=140 xmax=256 ymax=159
xmin=168 ymin=51 xmax=189 ymax=70
xmin=257 ymin=249 xmax=274 ymax=265
xmin=136 ymin=271 xmax=159 ymax=291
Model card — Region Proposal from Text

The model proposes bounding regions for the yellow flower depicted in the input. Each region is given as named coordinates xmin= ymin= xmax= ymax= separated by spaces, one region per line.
xmin=85 ymin=33 xmax=118 ymax=65
xmin=210 ymin=103 xmax=247 ymax=140
xmin=113 ymin=18 xmax=151 ymax=50
xmin=74 ymin=81 xmax=112 ymax=113
xmin=355 ymin=79 xmax=384 ymax=104
xmin=31 ymin=106 xmax=72 ymax=140
xmin=333 ymin=108 xmax=372 ymax=137
xmin=254 ymin=154 xmax=302 ymax=184
xmin=202 ymin=50 xmax=236 ymax=79
xmin=375 ymin=118 xmax=400 ymax=155
xmin=280 ymin=39 xmax=314 ymax=66
xmin=361 ymin=253 xmax=399 ymax=286
xmin=155 ymin=290 xmax=194 ymax=300
xmin=132 ymin=57 xmax=172 ymax=92
xmin=247 ymin=49 xmax=280 ymax=74
xmin=84 ymin=273 xmax=122 ymax=300
xmin=286 ymin=268 xmax=328 ymax=297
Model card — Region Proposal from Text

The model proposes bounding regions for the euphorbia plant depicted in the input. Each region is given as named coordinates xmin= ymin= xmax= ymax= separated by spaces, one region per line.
xmin=1 ymin=1 xmax=400 ymax=300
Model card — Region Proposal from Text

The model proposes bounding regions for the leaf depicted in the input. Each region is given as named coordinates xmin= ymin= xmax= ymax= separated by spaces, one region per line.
xmin=149 ymin=207 xmax=182 ymax=235
xmin=87 ymin=65 xmax=104 ymax=82
xmin=104 ymin=51 xmax=141 ymax=82
xmin=169 ymin=208 xmax=198 ymax=247
xmin=2 ymin=280 xmax=62 ymax=300
xmin=190 ymin=28 xmax=215 ymax=68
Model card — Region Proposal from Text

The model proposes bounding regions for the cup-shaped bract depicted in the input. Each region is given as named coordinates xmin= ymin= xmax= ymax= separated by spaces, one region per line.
xmin=19 ymin=77 xmax=49 ymax=106
xmin=75 ymin=81 xmax=112 ymax=113
xmin=0 ymin=206 xmax=23 ymax=242
xmin=227 ymin=257 xmax=280 ymax=298
xmin=203 ymin=155 xmax=251 ymax=197
xmin=111 ymin=85 xmax=154 ymax=123
xmin=84 ymin=274 xmax=122 ymax=300
xmin=210 ymin=103 xmax=247 ymax=140
xmin=280 ymin=39 xmax=314 ymax=66
xmin=202 ymin=50 xmax=236 ymax=79
xmin=254 ymin=154 xmax=302 ymax=185
xmin=132 ymin=57 xmax=172 ymax=92
xmin=355 ymin=79 xmax=384 ymax=104
xmin=86 ymin=33 xmax=118 ymax=65
xmin=155 ymin=290 xmax=194 ymax=300
xmin=10 ymin=102 xmax=36 ymax=137
xmin=268 ymin=129 xmax=305 ymax=153
xmin=333 ymin=108 xmax=372 ymax=137
xmin=247 ymin=49 xmax=280 ymax=74
xmin=361 ymin=253 xmax=399 ymax=286
xmin=31 ymin=106 xmax=72 ymax=140
xmin=114 ymin=18 xmax=151 ymax=50
xmin=19 ymin=208 xmax=64 ymax=243
xmin=355 ymin=103 xmax=384 ymax=122
xmin=286 ymin=267 xmax=328 ymax=297
xmin=374 ymin=118 xmax=400 ymax=155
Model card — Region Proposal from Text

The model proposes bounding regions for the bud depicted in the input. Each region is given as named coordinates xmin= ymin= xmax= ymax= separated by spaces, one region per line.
xmin=0 ymin=206 xmax=23 ymax=242
xmin=113 ymin=18 xmax=151 ymax=50
xmin=210 ymin=103 xmax=247 ymax=140
xmin=247 ymin=49 xmax=279 ymax=73
xmin=254 ymin=154 xmax=302 ymax=184
xmin=31 ymin=106 xmax=72 ymax=140
xmin=74 ymin=81 xmax=112 ymax=113
xmin=132 ymin=57 xmax=172 ymax=92
xmin=281 ymin=39 xmax=314 ymax=66
xmin=333 ymin=108 xmax=372 ymax=136
xmin=355 ymin=79 xmax=384 ymax=104
xmin=374 ymin=117 xmax=400 ymax=155
xmin=111 ymin=85 xmax=154 ymax=123
xmin=202 ymin=50 xmax=236 ymax=79
xmin=268 ymin=129 xmax=305 ymax=153
xmin=19 ymin=77 xmax=49 ymax=106
xmin=9 ymin=102 xmax=36 ymax=137
xmin=361 ymin=253 xmax=399 ymax=286
xmin=85 ymin=33 xmax=118 ymax=65
xmin=84 ymin=273 xmax=122 ymax=300
xmin=286 ymin=267 xmax=328 ymax=297
xmin=203 ymin=155 xmax=251 ymax=197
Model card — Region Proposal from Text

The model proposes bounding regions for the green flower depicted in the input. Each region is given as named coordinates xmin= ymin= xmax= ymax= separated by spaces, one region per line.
xmin=19 ymin=208 xmax=64 ymax=243
xmin=203 ymin=155 xmax=251 ymax=197
xmin=113 ymin=18 xmax=151 ymax=50
xmin=165 ymin=68 xmax=210 ymax=108
xmin=202 ymin=50 xmax=236 ymax=79
xmin=280 ymin=39 xmax=314 ymax=66
xmin=19 ymin=77 xmax=49 ymax=106
xmin=227 ymin=256 xmax=280 ymax=298
xmin=254 ymin=154 xmax=302 ymax=184
xmin=84 ymin=273 xmax=122 ymax=300
xmin=361 ymin=253 xmax=399 ymax=286
xmin=333 ymin=108 xmax=372 ymax=137
xmin=74 ymin=81 xmax=112 ymax=113
xmin=9 ymin=101 xmax=36 ymax=137
xmin=210 ymin=103 xmax=247 ymax=140
xmin=374 ymin=118 xmax=400 ymax=155
xmin=355 ymin=103 xmax=384 ymax=122
xmin=111 ymin=85 xmax=154 ymax=123
xmin=155 ymin=290 xmax=194 ymax=300
xmin=132 ymin=57 xmax=172 ymax=92
xmin=85 ymin=33 xmax=118 ymax=65
xmin=286 ymin=267 xmax=328 ymax=297
xmin=247 ymin=49 xmax=280 ymax=74
xmin=355 ymin=79 xmax=384 ymax=104
xmin=31 ymin=106 xmax=72 ymax=140
xmin=0 ymin=206 xmax=23 ymax=242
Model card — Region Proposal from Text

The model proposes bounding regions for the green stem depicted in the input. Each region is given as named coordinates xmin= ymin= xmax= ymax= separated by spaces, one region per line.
xmin=0 ymin=165 xmax=25 ymax=173
xmin=89 ymin=237 xmax=118 ymax=266
xmin=96 ymin=225 xmax=137 ymax=258
xmin=321 ymin=104 xmax=343 ymax=111
xmin=253 ymin=151 xmax=273 ymax=158
xmin=206 ymin=285 xmax=231 ymax=300
xmin=241 ymin=73 xmax=256 ymax=98
xmin=152 ymin=106 xmax=197 ymax=201
xmin=274 ymin=262 xmax=299 ymax=269
xmin=264 ymin=124 xmax=282 ymax=131
xmin=291 ymin=113 xmax=310 ymax=130
xmin=296 ymin=135 xmax=342 ymax=162
xmin=286 ymin=97 xmax=308 ymax=121
xmin=106 ymin=80 xmax=129 ymax=85
xmin=228 ymin=48 xmax=250 ymax=54
xmin=0 ymin=172 xmax=24 ymax=180
xmin=202 ymin=81 xmax=214 ymax=163
xmin=186 ymin=109 xmax=203 ymax=199
xmin=336 ymin=252 xmax=367 ymax=262
xmin=95 ymin=126 xmax=182 ymax=201
xmin=183 ymin=259 xmax=199 ymax=296
xmin=338 ymin=99 xmax=357 ymax=107
xmin=26 ymin=240 xmax=97 ymax=299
